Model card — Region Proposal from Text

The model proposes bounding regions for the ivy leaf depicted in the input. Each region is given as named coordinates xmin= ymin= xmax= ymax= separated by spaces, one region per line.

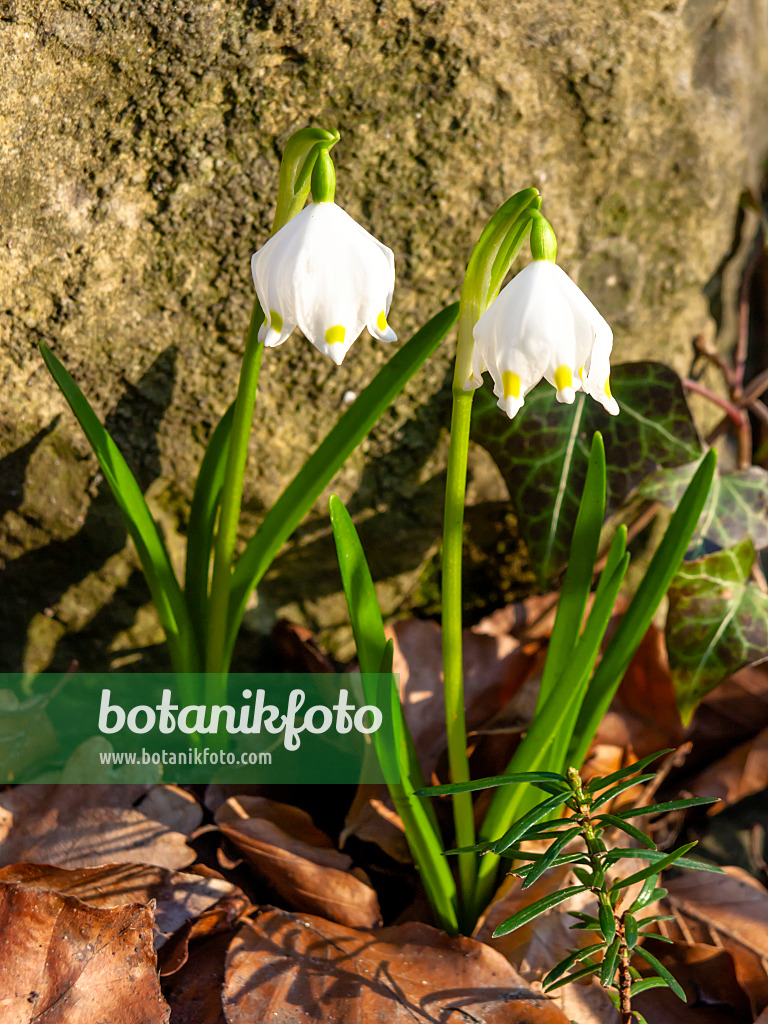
xmin=640 ymin=462 xmax=768 ymax=555
xmin=666 ymin=538 xmax=768 ymax=724
xmin=472 ymin=362 xmax=701 ymax=581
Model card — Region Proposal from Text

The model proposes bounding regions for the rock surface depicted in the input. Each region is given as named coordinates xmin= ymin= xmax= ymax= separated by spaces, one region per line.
xmin=0 ymin=0 xmax=766 ymax=669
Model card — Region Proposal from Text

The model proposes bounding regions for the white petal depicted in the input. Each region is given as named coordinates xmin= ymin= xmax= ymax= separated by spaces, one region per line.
xmin=250 ymin=202 xmax=396 ymax=362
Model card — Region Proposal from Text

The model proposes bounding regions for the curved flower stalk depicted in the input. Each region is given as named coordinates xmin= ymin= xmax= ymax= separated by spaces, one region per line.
xmin=251 ymin=201 xmax=397 ymax=365
xmin=466 ymin=227 xmax=619 ymax=420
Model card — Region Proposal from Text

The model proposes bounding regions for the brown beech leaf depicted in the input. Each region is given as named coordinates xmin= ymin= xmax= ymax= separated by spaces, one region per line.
xmin=0 ymin=787 xmax=194 ymax=869
xmin=340 ymin=783 xmax=411 ymax=863
xmin=630 ymin=938 xmax=752 ymax=1024
xmin=596 ymin=625 xmax=685 ymax=756
xmin=223 ymin=908 xmax=569 ymax=1024
xmin=390 ymin=618 xmax=535 ymax=777
xmin=688 ymin=725 xmax=768 ymax=811
xmin=136 ymin=784 xmax=204 ymax=834
xmin=0 ymin=861 xmax=236 ymax=947
xmin=159 ymin=890 xmax=251 ymax=976
xmin=0 ymin=880 xmax=169 ymax=1022
xmin=164 ymin=931 xmax=232 ymax=1024
xmin=215 ymin=795 xmax=381 ymax=929
xmin=665 ymin=868 xmax=768 ymax=1015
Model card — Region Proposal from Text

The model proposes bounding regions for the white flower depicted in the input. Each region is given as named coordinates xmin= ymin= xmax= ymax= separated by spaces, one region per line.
xmin=250 ymin=201 xmax=397 ymax=365
xmin=466 ymin=260 xmax=619 ymax=419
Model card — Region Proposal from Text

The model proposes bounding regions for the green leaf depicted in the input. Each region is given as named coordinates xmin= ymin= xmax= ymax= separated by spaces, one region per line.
xmin=604 ymin=848 xmax=723 ymax=873
xmin=545 ymin=960 xmax=602 ymax=991
xmin=39 ymin=342 xmax=197 ymax=673
xmin=537 ymin=432 xmax=606 ymax=706
xmin=226 ymin=302 xmax=459 ymax=658
xmin=630 ymin=977 xmax=672 ymax=997
xmin=599 ymin=901 xmax=617 ymax=944
xmin=628 ymin=874 xmax=662 ymax=913
xmin=586 ymin=749 xmax=672 ymax=792
xmin=595 ymin=814 xmax=657 ymax=849
xmin=492 ymin=885 xmax=586 ymax=937
xmin=329 ymin=496 xmax=458 ymax=934
xmin=600 ymin=936 xmax=621 ymax=987
xmin=522 ymin=827 xmax=581 ymax=888
xmin=329 ymin=495 xmax=388 ymax=678
xmin=591 ymin=774 xmax=657 ymax=811
xmin=184 ymin=402 xmax=235 ymax=640
xmin=610 ymin=797 xmax=716 ymax=820
xmin=624 ymin=913 xmax=639 ymax=950
xmin=543 ymin=942 xmax=606 ymax=987
xmin=568 ymin=449 xmax=717 ymax=769
xmin=416 ymin=771 xmax=568 ymax=798
xmin=611 ymin=843 xmax=697 ymax=892
xmin=472 ymin=362 xmax=702 ymax=583
xmin=491 ymin=791 xmax=574 ymax=855
xmin=666 ymin=537 xmax=768 ymax=725
xmin=640 ymin=462 xmax=768 ymax=554
xmin=634 ymin=945 xmax=687 ymax=1002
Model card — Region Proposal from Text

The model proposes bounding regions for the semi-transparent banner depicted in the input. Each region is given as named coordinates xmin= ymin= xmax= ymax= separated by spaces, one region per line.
xmin=0 ymin=674 xmax=402 ymax=784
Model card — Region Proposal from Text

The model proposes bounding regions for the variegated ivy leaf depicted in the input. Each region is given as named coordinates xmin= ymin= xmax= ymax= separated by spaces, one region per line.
xmin=640 ymin=462 xmax=768 ymax=555
xmin=666 ymin=538 xmax=768 ymax=724
xmin=472 ymin=362 xmax=702 ymax=582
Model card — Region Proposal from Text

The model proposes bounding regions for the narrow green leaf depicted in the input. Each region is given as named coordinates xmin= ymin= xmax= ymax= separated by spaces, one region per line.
xmin=600 ymin=936 xmax=621 ymax=987
xmin=610 ymin=797 xmax=716 ymax=820
xmin=628 ymin=874 xmax=662 ymax=914
xmin=545 ymin=961 xmax=602 ymax=991
xmin=491 ymin=791 xmax=573 ymax=855
xmin=624 ymin=912 xmax=639 ymax=949
xmin=492 ymin=885 xmax=586 ymax=937
xmin=586 ymin=749 xmax=672 ymax=793
xmin=599 ymin=901 xmax=617 ymax=944
xmin=184 ymin=402 xmax=235 ymax=640
xmin=542 ymin=942 xmax=606 ymax=987
xmin=569 ymin=449 xmax=717 ymax=768
xmin=226 ymin=302 xmax=459 ymax=656
xmin=612 ymin=843 xmax=697 ymax=892
xmin=604 ymin=849 xmax=723 ymax=873
xmin=329 ymin=495 xmax=387 ymax=676
xmin=522 ymin=827 xmax=581 ymax=888
xmin=329 ymin=496 xmax=458 ymax=933
xmin=595 ymin=814 xmax=658 ymax=849
xmin=629 ymin=977 xmax=673 ymax=998
xmin=591 ymin=774 xmax=657 ymax=811
xmin=40 ymin=342 xmax=197 ymax=672
xmin=416 ymin=771 xmax=567 ymax=798
xmin=538 ymin=432 xmax=606 ymax=702
xmin=634 ymin=946 xmax=687 ymax=1002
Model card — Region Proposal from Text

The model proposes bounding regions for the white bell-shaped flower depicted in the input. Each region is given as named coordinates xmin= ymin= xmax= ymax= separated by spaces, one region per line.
xmin=250 ymin=201 xmax=397 ymax=365
xmin=466 ymin=260 xmax=619 ymax=419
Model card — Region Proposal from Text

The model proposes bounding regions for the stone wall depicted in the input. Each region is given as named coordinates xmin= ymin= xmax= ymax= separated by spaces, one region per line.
xmin=1 ymin=0 xmax=766 ymax=670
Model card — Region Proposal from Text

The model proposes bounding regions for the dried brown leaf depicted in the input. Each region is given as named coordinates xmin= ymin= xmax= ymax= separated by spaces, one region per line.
xmin=688 ymin=726 xmax=768 ymax=811
xmin=0 ymin=861 xmax=236 ymax=947
xmin=215 ymin=795 xmax=381 ymax=929
xmin=0 ymin=880 xmax=169 ymax=1022
xmin=665 ymin=868 xmax=768 ymax=1015
xmin=223 ymin=908 xmax=569 ymax=1024
xmin=136 ymin=784 xmax=204 ymax=834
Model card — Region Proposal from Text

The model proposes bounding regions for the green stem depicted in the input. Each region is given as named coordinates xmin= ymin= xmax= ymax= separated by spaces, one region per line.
xmin=205 ymin=299 xmax=264 ymax=685
xmin=442 ymin=313 xmax=478 ymax=924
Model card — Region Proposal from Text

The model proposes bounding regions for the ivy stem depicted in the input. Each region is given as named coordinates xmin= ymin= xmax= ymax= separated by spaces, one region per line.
xmin=442 ymin=311 xmax=478 ymax=922
xmin=205 ymin=299 xmax=265 ymax=688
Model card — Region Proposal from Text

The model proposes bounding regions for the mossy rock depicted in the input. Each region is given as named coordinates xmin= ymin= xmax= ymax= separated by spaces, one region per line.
xmin=0 ymin=0 xmax=766 ymax=669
